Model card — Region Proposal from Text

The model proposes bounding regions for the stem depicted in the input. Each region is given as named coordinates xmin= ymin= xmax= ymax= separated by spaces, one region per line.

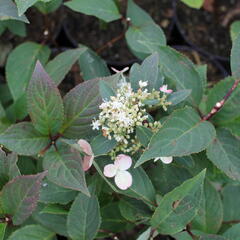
xmin=185 ymin=224 xmax=198 ymax=240
xmin=39 ymin=133 xmax=62 ymax=156
xmin=202 ymin=79 xmax=240 ymax=121
xmin=223 ymin=220 xmax=240 ymax=224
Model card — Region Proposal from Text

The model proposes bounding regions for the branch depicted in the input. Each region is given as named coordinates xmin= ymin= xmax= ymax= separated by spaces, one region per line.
xmin=185 ymin=224 xmax=198 ymax=240
xmin=223 ymin=220 xmax=240 ymax=224
xmin=96 ymin=17 xmax=130 ymax=54
xmin=202 ymin=79 xmax=240 ymax=121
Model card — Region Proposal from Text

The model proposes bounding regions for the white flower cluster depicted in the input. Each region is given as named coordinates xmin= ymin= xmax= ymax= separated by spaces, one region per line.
xmin=92 ymin=79 xmax=171 ymax=156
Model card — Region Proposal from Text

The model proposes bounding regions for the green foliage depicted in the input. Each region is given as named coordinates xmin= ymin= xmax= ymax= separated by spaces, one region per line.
xmin=67 ymin=192 xmax=101 ymax=240
xmin=0 ymin=0 xmax=28 ymax=22
xmin=180 ymin=0 xmax=204 ymax=9
xmin=207 ymin=128 xmax=240 ymax=181
xmin=64 ymin=0 xmax=121 ymax=22
xmin=126 ymin=0 xmax=166 ymax=58
xmin=0 ymin=172 xmax=47 ymax=225
xmin=151 ymin=170 xmax=206 ymax=235
xmin=136 ymin=107 xmax=216 ymax=167
xmin=8 ymin=225 xmax=55 ymax=240
xmin=27 ymin=61 xmax=64 ymax=136
xmin=0 ymin=0 xmax=239 ymax=238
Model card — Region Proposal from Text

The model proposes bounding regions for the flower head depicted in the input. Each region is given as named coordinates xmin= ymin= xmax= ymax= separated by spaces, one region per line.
xmin=103 ymin=154 xmax=133 ymax=190
xmin=77 ymin=139 xmax=94 ymax=171
xmin=139 ymin=80 xmax=148 ymax=88
xmin=160 ymin=85 xmax=173 ymax=94
xmin=154 ymin=156 xmax=173 ymax=164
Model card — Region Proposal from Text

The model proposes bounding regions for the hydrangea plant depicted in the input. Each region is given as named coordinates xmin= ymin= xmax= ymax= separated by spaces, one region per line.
xmin=0 ymin=0 xmax=240 ymax=239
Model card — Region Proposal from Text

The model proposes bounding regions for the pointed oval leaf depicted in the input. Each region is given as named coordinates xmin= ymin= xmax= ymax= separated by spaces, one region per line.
xmin=206 ymin=128 xmax=240 ymax=181
xmin=64 ymin=0 xmax=121 ymax=22
xmin=0 ymin=0 xmax=28 ymax=22
xmin=0 ymin=171 xmax=47 ymax=225
xmin=61 ymin=74 xmax=120 ymax=138
xmin=126 ymin=0 xmax=166 ymax=57
xmin=151 ymin=170 xmax=206 ymax=235
xmin=78 ymin=46 xmax=110 ymax=81
xmin=0 ymin=122 xmax=49 ymax=156
xmin=6 ymin=42 xmax=50 ymax=101
xmin=231 ymin=33 xmax=240 ymax=78
xmin=46 ymin=48 xmax=86 ymax=86
xmin=223 ymin=223 xmax=240 ymax=240
xmin=222 ymin=184 xmax=240 ymax=222
xmin=192 ymin=181 xmax=223 ymax=234
xmin=157 ymin=47 xmax=203 ymax=106
xmin=43 ymin=146 xmax=89 ymax=195
xmin=67 ymin=193 xmax=101 ymax=240
xmin=15 ymin=0 xmax=38 ymax=16
xmin=27 ymin=61 xmax=64 ymax=136
xmin=136 ymin=107 xmax=216 ymax=167
xmin=8 ymin=224 xmax=55 ymax=240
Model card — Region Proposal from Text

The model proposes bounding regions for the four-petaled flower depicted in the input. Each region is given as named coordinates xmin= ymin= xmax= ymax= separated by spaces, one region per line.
xmin=77 ymin=139 xmax=94 ymax=171
xmin=104 ymin=154 xmax=133 ymax=190
xmin=154 ymin=156 xmax=173 ymax=164
xmin=160 ymin=85 xmax=173 ymax=94
xmin=139 ymin=80 xmax=148 ymax=88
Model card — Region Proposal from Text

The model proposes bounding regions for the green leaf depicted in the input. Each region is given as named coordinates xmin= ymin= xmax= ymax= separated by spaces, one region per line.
xmin=32 ymin=203 xmax=68 ymax=237
xmin=0 ymin=223 xmax=6 ymax=240
xmin=222 ymin=184 xmax=240 ymax=222
xmin=8 ymin=224 xmax=55 ymax=240
xmin=35 ymin=0 xmax=62 ymax=14
xmin=136 ymin=228 xmax=151 ymax=240
xmin=0 ymin=122 xmax=49 ymax=156
xmin=15 ymin=0 xmax=38 ymax=16
xmin=27 ymin=61 xmax=64 ymax=136
xmin=100 ymin=202 xmax=128 ymax=233
xmin=126 ymin=0 xmax=166 ymax=58
xmin=99 ymin=80 xmax=115 ymax=100
xmin=129 ymin=52 xmax=164 ymax=91
xmin=206 ymin=78 xmax=240 ymax=124
xmin=157 ymin=46 xmax=203 ymax=106
xmin=192 ymin=181 xmax=223 ymax=234
xmin=61 ymin=74 xmax=120 ymax=138
xmin=221 ymin=117 xmax=240 ymax=138
xmin=147 ymin=162 xmax=192 ymax=195
xmin=136 ymin=107 xmax=216 ymax=167
xmin=78 ymin=45 xmax=110 ymax=81
xmin=167 ymin=90 xmax=192 ymax=106
xmin=231 ymin=32 xmax=240 ymax=78
xmin=67 ymin=193 xmax=101 ymax=240
xmin=90 ymin=134 xmax=117 ymax=156
xmin=4 ymin=20 xmax=26 ymax=37
xmin=64 ymin=0 xmax=121 ymax=22
xmin=0 ymin=0 xmax=29 ymax=22
xmin=136 ymin=126 xmax=153 ymax=147
xmin=46 ymin=48 xmax=86 ymax=86
xmin=0 ymin=149 xmax=20 ymax=188
xmin=43 ymin=145 xmax=89 ymax=195
xmin=0 ymin=171 xmax=47 ymax=225
xmin=151 ymin=170 xmax=206 ymax=235
xmin=223 ymin=223 xmax=240 ymax=240
xmin=6 ymin=42 xmax=50 ymax=101
xmin=40 ymin=204 xmax=68 ymax=215
xmin=180 ymin=0 xmax=204 ymax=8
xmin=206 ymin=128 xmax=240 ymax=181
xmin=230 ymin=21 xmax=240 ymax=42
xmin=40 ymin=180 xmax=77 ymax=205
xmin=119 ymin=197 xmax=151 ymax=222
